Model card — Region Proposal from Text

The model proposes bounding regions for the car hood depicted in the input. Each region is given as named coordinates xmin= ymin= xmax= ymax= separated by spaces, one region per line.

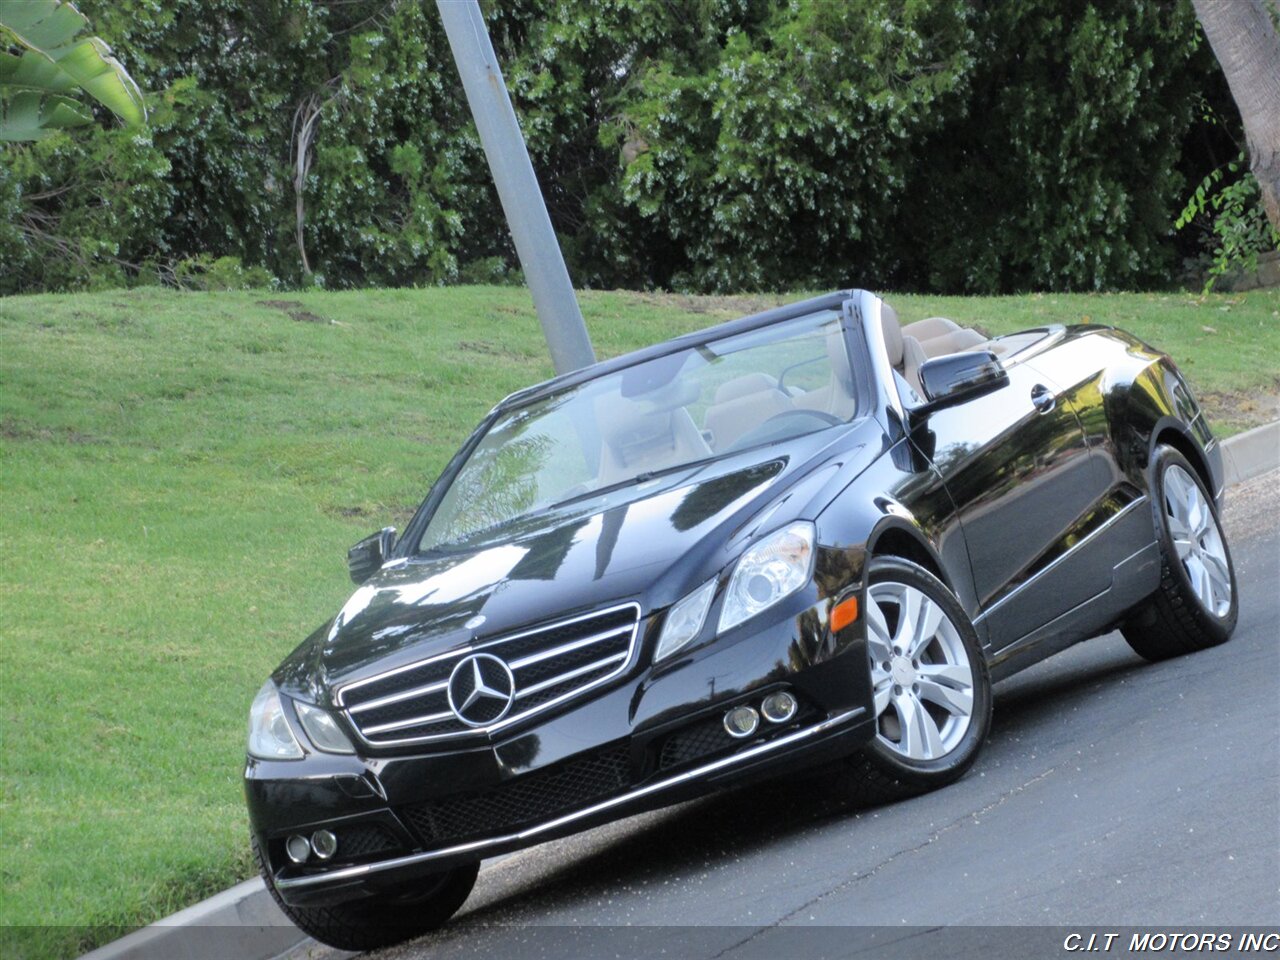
xmin=274 ymin=418 xmax=886 ymax=699
xmin=315 ymin=456 xmax=792 ymax=688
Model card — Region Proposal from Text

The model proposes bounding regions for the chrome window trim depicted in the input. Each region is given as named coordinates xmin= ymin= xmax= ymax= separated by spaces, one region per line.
xmin=973 ymin=496 xmax=1149 ymax=624
xmin=334 ymin=602 xmax=643 ymax=748
xmin=274 ymin=705 xmax=866 ymax=891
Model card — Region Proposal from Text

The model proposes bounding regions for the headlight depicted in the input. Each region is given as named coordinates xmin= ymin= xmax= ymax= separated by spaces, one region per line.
xmin=294 ymin=701 xmax=356 ymax=754
xmin=247 ymin=680 xmax=304 ymax=760
xmin=654 ymin=578 xmax=717 ymax=663
xmin=718 ymin=521 xmax=815 ymax=633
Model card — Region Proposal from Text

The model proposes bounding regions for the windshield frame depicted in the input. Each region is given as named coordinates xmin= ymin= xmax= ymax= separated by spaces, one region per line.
xmin=398 ymin=293 xmax=874 ymax=558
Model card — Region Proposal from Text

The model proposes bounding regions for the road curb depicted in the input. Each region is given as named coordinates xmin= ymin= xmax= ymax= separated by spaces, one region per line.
xmin=78 ymin=878 xmax=306 ymax=960
xmin=78 ymin=420 xmax=1279 ymax=960
xmin=1220 ymin=420 xmax=1280 ymax=487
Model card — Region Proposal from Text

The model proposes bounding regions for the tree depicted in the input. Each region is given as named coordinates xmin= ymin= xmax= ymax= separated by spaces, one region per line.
xmin=1192 ymin=0 xmax=1280 ymax=232
xmin=0 ymin=0 xmax=145 ymax=141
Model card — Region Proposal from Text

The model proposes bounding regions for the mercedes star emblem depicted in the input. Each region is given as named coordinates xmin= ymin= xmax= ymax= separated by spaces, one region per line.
xmin=446 ymin=653 xmax=516 ymax=727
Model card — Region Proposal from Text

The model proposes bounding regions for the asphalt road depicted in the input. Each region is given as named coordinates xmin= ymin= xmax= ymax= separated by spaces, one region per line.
xmin=292 ymin=469 xmax=1279 ymax=960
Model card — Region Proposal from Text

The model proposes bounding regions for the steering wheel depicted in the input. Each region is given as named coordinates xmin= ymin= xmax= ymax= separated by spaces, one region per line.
xmin=724 ymin=409 xmax=843 ymax=453
xmin=763 ymin=409 xmax=842 ymax=429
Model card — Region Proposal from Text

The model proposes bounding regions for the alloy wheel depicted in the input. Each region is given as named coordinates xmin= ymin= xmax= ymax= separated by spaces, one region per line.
xmin=865 ymin=581 xmax=975 ymax=761
xmin=1163 ymin=464 xmax=1231 ymax=618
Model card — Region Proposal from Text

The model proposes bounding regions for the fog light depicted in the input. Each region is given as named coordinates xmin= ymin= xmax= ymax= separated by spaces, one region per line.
xmin=760 ymin=691 xmax=798 ymax=724
xmin=285 ymin=834 xmax=311 ymax=864
xmin=723 ymin=705 xmax=760 ymax=739
xmin=311 ymin=829 xmax=338 ymax=861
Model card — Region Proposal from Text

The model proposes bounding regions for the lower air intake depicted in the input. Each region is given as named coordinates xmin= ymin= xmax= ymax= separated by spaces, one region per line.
xmin=400 ymin=744 xmax=631 ymax=847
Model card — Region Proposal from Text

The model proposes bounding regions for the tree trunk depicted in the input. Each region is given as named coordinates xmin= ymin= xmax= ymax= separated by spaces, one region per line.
xmin=1193 ymin=0 xmax=1280 ymax=233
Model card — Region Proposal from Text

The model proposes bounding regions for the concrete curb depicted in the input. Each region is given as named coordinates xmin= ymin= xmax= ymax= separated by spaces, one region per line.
xmin=78 ymin=878 xmax=306 ymax=960
xmin=79 ymin=421 xmax=1279 ymax=960
xmin=1220 ymin=420 xmax=1280 ymax=487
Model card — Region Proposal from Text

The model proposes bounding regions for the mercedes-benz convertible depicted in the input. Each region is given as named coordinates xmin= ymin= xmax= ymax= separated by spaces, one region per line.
xmin=244 ymin=290 xmax=1237 ymax=950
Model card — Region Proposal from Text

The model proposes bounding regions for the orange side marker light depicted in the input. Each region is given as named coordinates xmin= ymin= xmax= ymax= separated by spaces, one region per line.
xmin=831 ymin=595 xmax=859 ymax=633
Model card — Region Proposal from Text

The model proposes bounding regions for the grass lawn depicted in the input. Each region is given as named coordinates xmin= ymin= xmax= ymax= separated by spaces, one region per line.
xmin=1 ymin=285 xmax=1277 ymax=959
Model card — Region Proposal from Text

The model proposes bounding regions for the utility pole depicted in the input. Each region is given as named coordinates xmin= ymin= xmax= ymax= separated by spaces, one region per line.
xmin=436 ymin=0 xmax=596 ymax=375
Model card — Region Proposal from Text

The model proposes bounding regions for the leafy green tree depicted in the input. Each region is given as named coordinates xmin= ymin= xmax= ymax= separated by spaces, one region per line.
xmin=902 ymin=0 xmax=1211 ymax=292
xmin=0 ymin=0 xmax=1250 ymax=296
xmin=1192 ymin=0 xmax=1280 ymax=232
xmin=0 ymin=0 xmax=145 ymax=140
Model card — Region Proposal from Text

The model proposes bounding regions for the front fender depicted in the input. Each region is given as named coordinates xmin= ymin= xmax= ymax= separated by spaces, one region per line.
xmin=813 ymin=437 xmax=976 ymax=640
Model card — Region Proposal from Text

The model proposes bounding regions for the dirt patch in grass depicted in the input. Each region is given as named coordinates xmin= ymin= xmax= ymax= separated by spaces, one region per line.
xmin=256 ymin=299 xmax=329 ymax=324
xmin=1199 ymin=384 xmax=1280 ymax=437
xmin=322 ymin=502 xmax=418 ymax=526
xmin=1 ymin=417 xmax=101 ymax=445
xmin=460 ymin=339 xmax=504 ymax=355
xmin=618 ymin=290 xmax=792 ymax=318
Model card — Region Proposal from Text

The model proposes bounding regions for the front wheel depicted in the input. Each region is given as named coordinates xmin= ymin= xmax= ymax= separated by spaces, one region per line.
xmin=252 ymin=835 xmax=479 ymax=952
xmin=835 ymin=557 xmax=992 ymax=805
xmin=1121 ymin=445 xmax=1238 ymax=661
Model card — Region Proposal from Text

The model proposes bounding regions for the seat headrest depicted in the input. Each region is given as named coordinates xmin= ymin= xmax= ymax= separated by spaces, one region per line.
xmin=826 ymin=327 xmax=855 ymax=394
xmin=880 ymin=302 xmax=904 ymax=368
xmin=713 ymin=373 xmax=779 ymax=404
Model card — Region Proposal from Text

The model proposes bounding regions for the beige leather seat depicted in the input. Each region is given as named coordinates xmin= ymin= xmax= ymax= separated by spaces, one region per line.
xmin=905 ymin=316 xmax=986 ymax=358
xmin=902 ymin=317 xmax=959 ymax=341
xmin=880 ymin=303 xmax=928 ymax=398
xmin=920 ymin=328 xmax=986 ymax=357
xmin=795 ymin=327 xmax=859 ymax=420
xmin=597 ymin=381 xmax=711 ymax=484
xmin=703 ymin=373 xmax=794 ymax=451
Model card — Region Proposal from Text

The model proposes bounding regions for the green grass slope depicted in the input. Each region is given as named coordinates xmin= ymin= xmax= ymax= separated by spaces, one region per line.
xmin=1 ymin=286 xmax=1276 ymax=959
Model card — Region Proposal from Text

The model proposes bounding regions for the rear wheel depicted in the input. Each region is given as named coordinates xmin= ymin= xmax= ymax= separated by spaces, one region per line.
xmin=252 ymin=835 xmax=478 ymax=952
xmin=1121 ymin=445 xmax=1237 ymax=661
xmin=836 ymin=557 xmax=992 ymax=805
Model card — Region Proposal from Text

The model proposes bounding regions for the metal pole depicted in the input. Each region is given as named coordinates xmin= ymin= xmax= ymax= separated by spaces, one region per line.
xmin=436 ymin=0 xmax=595 ymax=375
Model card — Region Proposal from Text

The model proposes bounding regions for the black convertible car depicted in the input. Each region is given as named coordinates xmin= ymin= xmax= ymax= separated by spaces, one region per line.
xmin=245 ymin=290 xmax=1238 ymax=949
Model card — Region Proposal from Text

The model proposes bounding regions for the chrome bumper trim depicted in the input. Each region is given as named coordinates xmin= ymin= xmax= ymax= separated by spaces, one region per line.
xmin=274 ymin=705 xmax=866 ymax=891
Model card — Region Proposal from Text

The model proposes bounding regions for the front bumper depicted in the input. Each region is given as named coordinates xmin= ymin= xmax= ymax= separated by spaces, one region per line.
xmin=246 ymin=592 xmax=877 ymax=907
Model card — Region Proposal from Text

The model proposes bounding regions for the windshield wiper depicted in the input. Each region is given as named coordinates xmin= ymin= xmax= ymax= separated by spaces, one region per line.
xmin=549 ymin=456 xmax=719 ymax=510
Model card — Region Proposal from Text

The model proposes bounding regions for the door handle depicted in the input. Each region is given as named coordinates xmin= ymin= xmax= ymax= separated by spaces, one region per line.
xmin=1031 ymin=384 xmax=1056 ymax=413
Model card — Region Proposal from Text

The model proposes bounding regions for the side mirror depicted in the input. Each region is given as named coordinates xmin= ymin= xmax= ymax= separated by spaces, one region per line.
xmin=347 ymin=527 xmax=396 ymax=584
xmin=915 ymin=351 xmax=1007 ymax=413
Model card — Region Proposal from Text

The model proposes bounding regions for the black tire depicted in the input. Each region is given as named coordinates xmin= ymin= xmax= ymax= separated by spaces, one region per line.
xmin=835 ymin=557 xmax=992 ymax=805
xmin=252 ymin=834 xmax=479 ymax=952
xmin=1121 ymin=445 xmax=1238 ymax=662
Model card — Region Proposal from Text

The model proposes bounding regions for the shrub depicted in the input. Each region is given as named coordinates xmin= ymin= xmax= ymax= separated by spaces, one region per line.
xmin=1177 ymin=154 xmax=1280 ymax=292
xmin=0 ymin=0 xmax=1244 ymax=295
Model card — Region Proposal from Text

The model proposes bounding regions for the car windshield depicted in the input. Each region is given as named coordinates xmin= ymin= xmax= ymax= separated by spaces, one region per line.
xmin=417 ymin=310 xmax=857 ymax=551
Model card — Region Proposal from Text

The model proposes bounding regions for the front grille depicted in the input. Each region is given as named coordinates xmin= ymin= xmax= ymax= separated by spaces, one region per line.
xmin=400 ymin=744 xmax=631 ymax=846
xmin=338 ymin=604 xmax=641 ymax=746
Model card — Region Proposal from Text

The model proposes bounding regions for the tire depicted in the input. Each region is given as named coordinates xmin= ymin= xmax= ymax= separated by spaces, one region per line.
xmin=252 ymin=834 xmax=479 ymax=952
xmin=1121 ymin=445 xmax=1238 ymax=662
xmin=835 ymin=556 xmax=993 ymax=805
